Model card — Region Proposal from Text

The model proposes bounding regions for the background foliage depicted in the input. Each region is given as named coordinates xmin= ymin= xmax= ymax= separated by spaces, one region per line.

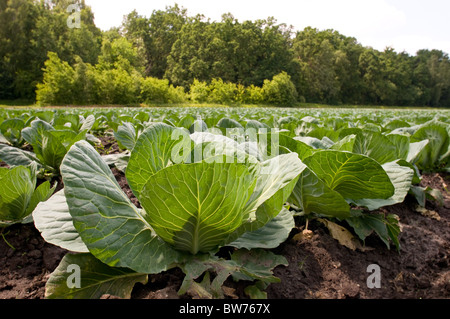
xmin=1 ymin=0 xmax=449 ymax=107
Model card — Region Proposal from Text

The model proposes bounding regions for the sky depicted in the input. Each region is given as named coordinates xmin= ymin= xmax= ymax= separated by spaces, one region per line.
xmin=83 ymin=0 xmax=450 ymax=56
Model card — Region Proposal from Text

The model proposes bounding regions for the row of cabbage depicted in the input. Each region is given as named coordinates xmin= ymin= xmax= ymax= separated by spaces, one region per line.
xmin=0 ymin=107 xmax=449 ymax=299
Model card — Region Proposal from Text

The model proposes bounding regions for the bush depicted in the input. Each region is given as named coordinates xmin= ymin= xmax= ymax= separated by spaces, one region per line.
xmin=168 ymin=85 xmax=187 ymax=104
xmin=206 ymin=78 xmax=237 ymax=104
xmin=189 ymin=78 xmax=238 ymax=104
xmin=189 ymin=79 xmax=210 ymax=103
xmin=36 ymin=52 xmax=76 ymax=105
xmin=36 ymin=53 xmax=297 ymax=107
xmin=36 ymin=52 xmax=142 ymax=106
xmin=243 ymin=84 xmax=265 ymax=104
xmin=94 ymin=68 xmax=142 ymax=105
xmin=262 ymin=72 xmax=298 ymax=106
xmin=141 ymin=77 xmax=186 ymax=104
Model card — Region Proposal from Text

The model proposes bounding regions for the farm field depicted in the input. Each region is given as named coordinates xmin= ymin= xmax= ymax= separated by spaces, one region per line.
xmin=0 ymin=106 xmax=449 ymax=300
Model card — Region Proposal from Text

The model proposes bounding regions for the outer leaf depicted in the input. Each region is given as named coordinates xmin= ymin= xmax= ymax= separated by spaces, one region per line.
xmin=386 ymin=214 xmax=401 ymax=251
xmin=345 ymin=211 xmax=401 ymax=251
xmin=229 ymin=207 xmax=295 ymax=249
xmin=49 ymin=130 xmax=80 ymax=149
xmin=308 ymin=127 xmax=339 ymax=142
xmin=53 ymin=113 xmax=80 ymax=130
xmin=102 ymin=152 xmax=130 ymax=173
xmin=180 ymin=249 xmax=287 ymax=299
xmin=353 ymin=161 xmax=414 ymax=211
xmin=226 ymin=153 xmax=304 ymax=244
xmin=0 ymin=132 xmax=8 ymax=144
xmin=241 ymin=153 xmax=304 ymax=220
xmin=278 ymin=133 xmax=315 ymax=160
xmin=352 ymin=131 xmax=399 ymax=164
xmin=33 ymin=190 xmax=89 ymax=253
xmin=407 ymin=140 xmax=429 ymax=163
xmin=177 ymin=114 xmax=195 ymax=130
xmin=303 ymin=150 xmax=394 ymax=200
xmin=0 ymin=167 xmax=7 ymax=179
xmin=114 ymin=122 xmax=137 ymax=151
xmin=245 ymin=284 xmax=268 ymax=299
xmin=330 ymin=134 xmax=356 ymax=152
xmin=21 ymin=119 xmax=54 ymax=153
xmin=386 ymin=134 xmax=410 ymax=161
xmin=189 ymin=119 xmax=208 ymax=133
xmin=126 ymin=123 xmax=192 ymax=198
xmin=409 ymin=185 xmax=444 ymax=207
xmin=230 ymin=249 xmax=288 ymax=284
xmin=245 ymin=119 xmax=270 ymax=130
xmin=79 ymin=114 xmax=95 ymax=132
xmin=45 ymin=253 xmax=148 ymax=299
xmin=289 ymin=166 xmax=350 ymax=218
xmin=139 ymin=161 xmax=258 ymax=254
xmin=0 ymin=166 xmax=34 ymax=222
xmin=0 ymin=118 xmax=25 ymax=146
xmin=25 ymin=180 xmax=56 ymax=216
xmin=294 ymin=136 xmax=334 ymax=150
xmin=0 ymin=143 xmax=41 ymax=168
xmin=41 ymin=131 xmax=67 ymax=170
xmin=411 ymin=124 xmax=449 ymax=169
xmin=217 ymin=118 xmax=244 ymax=130
xmin=190 ymin=131 xmax=260 ymax=163
xmin=318 ymin=218 xmax=366 ymax=251
xmin=61 ymin=140 xmax=182 ymax=274
xmin=178 ymin=254 xmax=214 ymax=297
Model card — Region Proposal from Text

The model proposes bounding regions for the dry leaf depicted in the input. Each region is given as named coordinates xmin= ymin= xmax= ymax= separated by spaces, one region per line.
xmin=415 ymin=205 xmax=441 ymax=221
xmin=186 ymin=281 xmax=213 ymax=299
xmin=292 ymin=229 xmax=314 ymax=242
xmin=318 ymin=218 xmax=372 ymax=252
xmin=222 ymin=286 xmax=239 ymax=299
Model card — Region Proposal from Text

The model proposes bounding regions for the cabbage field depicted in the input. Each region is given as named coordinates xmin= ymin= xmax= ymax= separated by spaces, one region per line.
xmin=0 ymin=106 xmax=449 ymax=300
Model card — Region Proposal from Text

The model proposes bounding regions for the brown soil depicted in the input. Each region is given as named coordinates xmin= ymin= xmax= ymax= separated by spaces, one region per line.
xmin=266 ymin=172 xmax=450 ymax=299
xmin=95 ymin=134 xmax=121 ymax=155
xmin=1 ymin=159 xmax=449 ymax=299
xmin=0 ymin=224 xmax=67 ymax=299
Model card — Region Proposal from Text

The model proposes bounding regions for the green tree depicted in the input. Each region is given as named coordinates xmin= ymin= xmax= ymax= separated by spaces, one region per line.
xmin=122 ymin=4 xmax=187 ymax=78
xmin=165 ymin=14 xmax=297 ymax=90
xmin=262 ymin=71 xmax=298 ymax=106
xmin=358 ymin=48 xmax=385 ymax=104
xmin=0 ymin=0 xmax=40 ymax=99
xmin=97 ymin=37 xmax=143 ymax=74
xmin=72 ymin=55 xmax=97 ymax=104
xmin=413 ymin=50 xmax=450 ymax=106
xmin=292 ymin=27 xmax=364 ymax=104
xmin=378 ymin=48 xmax=416 ymax=106
xmin=165 ymin=15 xmax=213 ymax=87
xmin=94 ymin=37 xmax=143 ymax=105
xmin=0 ymin=0 xmax=101 ymax=100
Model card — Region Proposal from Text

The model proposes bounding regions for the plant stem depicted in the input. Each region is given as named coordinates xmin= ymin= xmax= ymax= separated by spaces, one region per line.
xmin=0 ymin=229 xmax=16 ymax=251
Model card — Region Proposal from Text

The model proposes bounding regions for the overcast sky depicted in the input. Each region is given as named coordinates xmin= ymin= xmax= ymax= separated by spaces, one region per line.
xmin=84 ymin=0 xmax=450 ymax=56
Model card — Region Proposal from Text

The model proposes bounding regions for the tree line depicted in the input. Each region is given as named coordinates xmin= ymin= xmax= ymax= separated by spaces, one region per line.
xmin=1 ymin=0 xmax=450 ymax=107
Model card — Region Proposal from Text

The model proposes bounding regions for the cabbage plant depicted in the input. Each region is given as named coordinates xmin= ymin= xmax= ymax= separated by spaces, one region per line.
xmin=34 ymin=123 xmax=305 ymax=298
xmin=0 ymin=116 xmax=96 ymax=176
xmin=0 ymin=163 xmax=55 ymax=228
xmin=0 ymin=117 xmax=28 ymax=147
